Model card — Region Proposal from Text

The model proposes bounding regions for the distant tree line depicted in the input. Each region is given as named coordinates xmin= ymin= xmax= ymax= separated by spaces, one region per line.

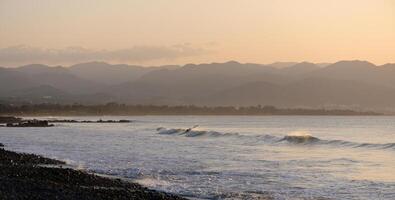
xmin=0 ymin=103 xmax=380 ymax=116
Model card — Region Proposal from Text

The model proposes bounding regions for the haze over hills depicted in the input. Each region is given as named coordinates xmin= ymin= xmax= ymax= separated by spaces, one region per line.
xmin=69 ymin=62 xmax=158 ymax=85
xmin=1 ymin=60 xmax=395 ymax=112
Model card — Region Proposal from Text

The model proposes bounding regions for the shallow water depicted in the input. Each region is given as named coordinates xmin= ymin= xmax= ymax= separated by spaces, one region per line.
xmin=1 ymin=116 xmax=395 ymax=199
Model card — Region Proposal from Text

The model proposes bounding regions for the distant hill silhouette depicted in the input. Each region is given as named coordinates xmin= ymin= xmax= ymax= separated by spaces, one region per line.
xmin=69 ymin=62 xmax=157 ymax=85
xmin=2 ymin=60 xmax=395 ymax=112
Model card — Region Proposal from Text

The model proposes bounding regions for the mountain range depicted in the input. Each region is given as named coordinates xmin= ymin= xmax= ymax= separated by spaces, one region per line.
xmin=1 ymin=60 xmax=395 ymax=112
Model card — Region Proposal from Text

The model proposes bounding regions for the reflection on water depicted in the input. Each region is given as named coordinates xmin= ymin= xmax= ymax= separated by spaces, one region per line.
xmin=1 ymin=116 xmax=394 ymax=200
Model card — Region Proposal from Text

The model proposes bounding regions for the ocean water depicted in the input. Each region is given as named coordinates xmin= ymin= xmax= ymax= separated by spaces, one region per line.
xmin=1 ymin=116 xmax=395 ymax=200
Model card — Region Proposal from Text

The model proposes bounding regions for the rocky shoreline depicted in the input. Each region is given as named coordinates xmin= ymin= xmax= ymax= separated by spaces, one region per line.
xmin=48 ymin=119 xmax=132 ymax=123
xmin=0 ymin=143 xmax=186 ymax=200
xmin=0 ymin=116 xmax=133 ymax=127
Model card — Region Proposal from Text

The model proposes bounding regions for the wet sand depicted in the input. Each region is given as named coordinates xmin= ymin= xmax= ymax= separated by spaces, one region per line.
xmin=0 ymin=143 xmax=186 ymax=200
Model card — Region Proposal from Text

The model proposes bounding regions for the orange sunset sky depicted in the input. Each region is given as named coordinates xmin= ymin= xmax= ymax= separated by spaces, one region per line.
xmin=0 ymin=0 xmax=394 ymax=66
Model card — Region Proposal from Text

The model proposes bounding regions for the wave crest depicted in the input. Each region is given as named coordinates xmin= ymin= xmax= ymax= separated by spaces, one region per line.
xmin=157 ymin=127 xmax=239 ymax=137
xmin=281 ymin=135 xmax=320 ymax=144
xmin=156 ymin=127 xmax=395 ymax=150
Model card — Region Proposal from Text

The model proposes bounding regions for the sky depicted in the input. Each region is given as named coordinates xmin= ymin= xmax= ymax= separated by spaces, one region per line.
xmin=0 ymin=0 xmax=394 ymax=67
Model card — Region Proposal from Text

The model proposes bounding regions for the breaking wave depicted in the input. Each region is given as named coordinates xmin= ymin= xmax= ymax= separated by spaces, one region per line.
xmin=156 ymin=127 xmax=239 ymax=137
xmin=279 ymin=131 xmax=320 ymax=144
xmin=275 ymin=131 xmax=395 ymax=150
xmin=157 ymin=127 xmax=395 ymax=150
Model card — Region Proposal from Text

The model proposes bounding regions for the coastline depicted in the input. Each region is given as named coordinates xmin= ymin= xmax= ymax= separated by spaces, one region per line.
xmin=0 ymin=143 xmax=186 ymax=200
xmin=0 ymin=104 xmax=382 ymax=116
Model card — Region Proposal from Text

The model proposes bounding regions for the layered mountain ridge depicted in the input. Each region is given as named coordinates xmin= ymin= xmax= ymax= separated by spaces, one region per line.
xmin=2 ymin=60 xmax=395 ymax=111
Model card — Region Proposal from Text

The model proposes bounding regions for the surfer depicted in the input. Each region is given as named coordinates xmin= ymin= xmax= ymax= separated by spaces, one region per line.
xmin=184 ymin=125 xmax=199 ymax=133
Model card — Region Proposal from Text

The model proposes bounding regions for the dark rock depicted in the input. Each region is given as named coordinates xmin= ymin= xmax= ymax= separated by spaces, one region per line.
xmin=6 ymin=120 xmax=54 ymax=127
xmin=0 ymin=147 xmax=185 ymax=200
xmin=0 ymin=148 xmax=64 ymax=165
xmin=47 ymin=119 xmax=132 ymax=123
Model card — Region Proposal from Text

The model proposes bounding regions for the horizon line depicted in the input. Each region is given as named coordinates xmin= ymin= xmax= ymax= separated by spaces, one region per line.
xmin=2 ymin=59 xmax=394 ymax=69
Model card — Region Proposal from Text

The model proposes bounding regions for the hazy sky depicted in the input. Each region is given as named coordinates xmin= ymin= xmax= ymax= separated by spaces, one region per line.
xmin=0 ymin=0 xmax=394 ymax=66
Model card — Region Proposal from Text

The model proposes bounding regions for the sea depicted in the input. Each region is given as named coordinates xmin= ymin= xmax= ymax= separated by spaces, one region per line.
xmin=1 ymin=116 xmax=394 ymax=200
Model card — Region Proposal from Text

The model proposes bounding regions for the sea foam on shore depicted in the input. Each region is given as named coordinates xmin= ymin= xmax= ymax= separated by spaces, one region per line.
xmin=0 ymin=144 xmax=186 ymax=200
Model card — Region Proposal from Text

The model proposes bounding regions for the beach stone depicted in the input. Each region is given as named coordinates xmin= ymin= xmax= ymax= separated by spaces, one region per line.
xmin=0 ymin=147 xmax=186 ymax=200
